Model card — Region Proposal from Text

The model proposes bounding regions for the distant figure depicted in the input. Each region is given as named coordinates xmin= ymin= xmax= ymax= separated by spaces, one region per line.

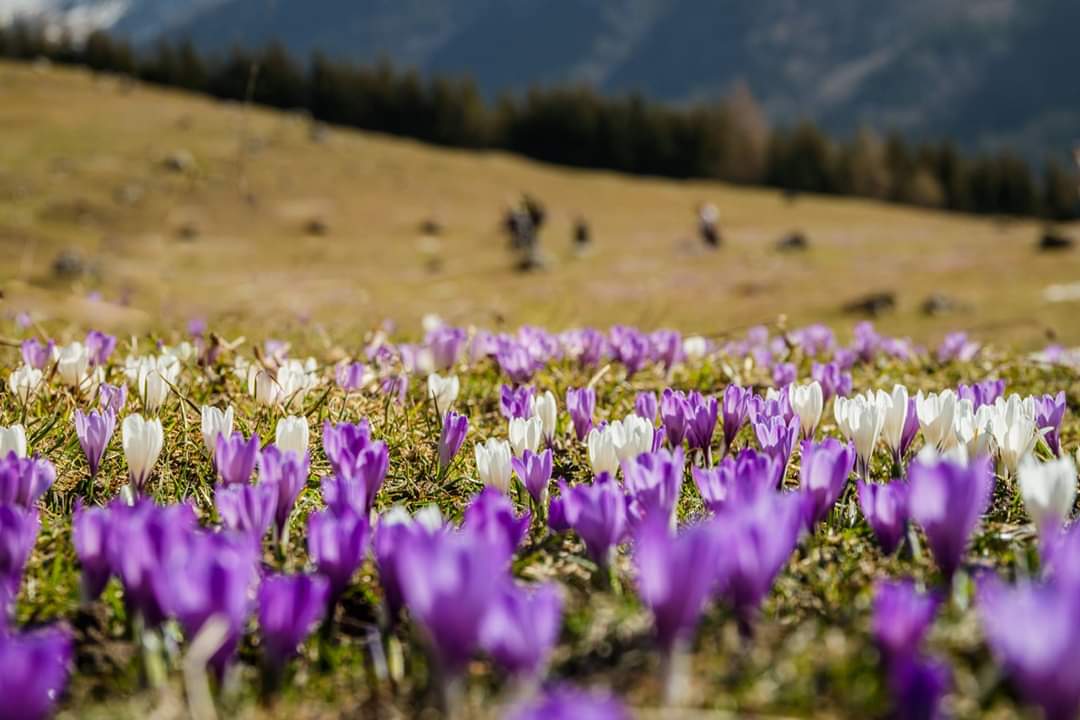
xmin=1038 ymin=229 xmax=1074 ymax=252
xmin=503 ymin=194 xmax=546 ymax=271
xmin=698 ymin=203 xmax=720 ymax=248
xmin=776 ymin=231 xmax=808 ymax=252
xmin=573 ymin=216 xmax=591 ymax=249
xmin=523 ymin=194 xmax=547 ymax=232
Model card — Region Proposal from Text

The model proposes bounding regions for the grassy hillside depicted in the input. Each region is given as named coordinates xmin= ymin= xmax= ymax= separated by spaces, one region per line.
xmin=1 ymin=61 xmax=1077 ymax=346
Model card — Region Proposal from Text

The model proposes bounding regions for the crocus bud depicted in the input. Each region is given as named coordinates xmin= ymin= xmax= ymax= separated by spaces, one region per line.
xmin=475 ymin=438 xmax=513 ymax=492
xmin=0 ymin=425 xmax=27 ymax=459
xmin=438 ymin=411 xmax=469 ymax=473
xmin=915 ymin=390 xmax=957 ymax=451
xmin=73 ymin=503 xmax=111 ymax=601
xmin=586 ymin=426 xmax=620 ymax=477
xmin=511 ymin=448 xmax=553 ymax=505
xmin=200 ymin=404 xmax=234 ymax=457
xmin=122 ymin=414 xmax=164 ymax=496
xmin=258 ymin=573 xmax=329 ymax=677
xmin=74 ymin=409 xmax=116 ymax=478
xmin=533 ymin=390 xmax=557 ymax=443
xmin=565 ymin=387 xmax=595 ymax=441
xmin=0 ymin=624 xmax=72 ymax=720
xmin=508 ymin=416 xmax=543 ymax=457
xmin=8 ymin=366 xmax=42 ymax=404
xmin=215 ymin=432 xmax=262 ymax=486
xmin=275 ymin=415 xmax=309 ymax=458
xmin=426 ymin=372 xmax=460 ymax=414
xmin=56 ymin=341 xmax=90 ymax=388
xmin=789 ymin=381 xmax=824 ymax=438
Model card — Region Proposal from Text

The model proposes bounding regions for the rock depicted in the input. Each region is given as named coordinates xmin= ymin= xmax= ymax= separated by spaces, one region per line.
xmin=776 ymin=231 xmax=808 ymax=251
xmin=1039 ymin=230 xmax=1074 ymax=251
xmin=419 ymin=218 xmax=443 ymax=236
xmin=920 ymin=294 xmax=966 ymax=316
xmin=176 ymin=222 xmax=200 ymax=241
xmin=51 ymin=250 xmax=86 ymax=279
xmin=305 ymin=217 xmax=329 ymax=236
xmin=842 ymin=292 xmax=896 ymax=317
xmin=161 ymin=149 xmax=197 ymax=174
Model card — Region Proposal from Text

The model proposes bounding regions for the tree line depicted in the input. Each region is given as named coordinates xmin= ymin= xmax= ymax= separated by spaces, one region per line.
xmin=2 ymin=22 xmax=1077 ymax=220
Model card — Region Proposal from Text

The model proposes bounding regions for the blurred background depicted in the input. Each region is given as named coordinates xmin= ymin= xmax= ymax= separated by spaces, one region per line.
xmin=1 ymin=0 xmax=1078 ymax=346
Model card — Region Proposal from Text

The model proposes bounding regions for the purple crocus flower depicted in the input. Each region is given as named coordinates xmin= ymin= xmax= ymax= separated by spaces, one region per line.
xmin=20 ymin=339 xmax=54 ymax=370
xmin=634 ymin=517 xmax=723 ymax=655
xmin=307 ymin=507 xmax=370 ymax=603
xmin=479 ymin=581 xmax=563 ymax=677
xmin=335 ymin=362 xmax=367 ymax=392
xmin=258 ymin=445 xmax=309 ymax=544
xmin=908 ymin=455 xmax=994 ymax=581
xmin=561 ymin=328 xmax=607 ymax=369
xmin=634 ymin=391 xmax=658 ymax=423
xmin=215 ymin=431 xmax=262 ymax=485
xmin=107 ymin=500 xmax=198 ymax=627
xmin=623 ymin=448 xmax=685 ymax=527
xmin=426 ymin=326 xmax=467 ymax=371
xmin=685 ymin=391 xmax=719 ymax=452
xmin=560 ymin=474 xmax=628 ymax=566
xmin=721 ymin=385 xmax=751 ymax=451
xmin=507 ymin=685 xmax=630 ymax=720
xmin=957 ymin=379 xmax=1005 ymax=409
xmin=609 ymin=325 xmax=650 ymax=378
xmin=833 ymin=348 xmax=857 ymax=371
xmin=0 ymin=505 xmax=38 ymax=615
xmin=168 ymin=531 xmax=259 ymax=678
xmin=98 ymin=383 xmax=127 ymax=415
xmin=396 ymin=529 xmax=510 ymax=674
xmin=978 ymin=574 xmax=1080 ymax=720
xmin=374 ymin=507 xmax=446 ymax=619
xmin=496 ymin=340 xmax=536 ymax=384
xmin=379 ymin=373 xmax=409 ymax=404
xmin=811 ymin=361 xmax=852 ymax=403
xmin=216 ymin=482 xmax=277 ymax=542
xmin=85 ymin=330 xmax=117 ymax=366
xmin=691 ymin=449 xmax=780 ymax=513
xmin=772 ymin=362 xmax=797 ymax=388
xmin=1032 ymin=391 xmax=1067 ymax=456
xmin=660 ymin=389 xmax=689 ymax=447
xmin=887 ymin=656 xmax=950 ymax=720
xmin=258 ymin=573 xmax=330 ymax=673
xmin=438 ymin=411 xmax=469 ymax=473
xmin=798 ymin=438 xmax=856 ymax=529
xmin=73 ymin=503 xmax=111 ymax=601
xmin=747 ymin=390 xmax=795 ymax=426
xmin=500 ymin=384 xmax=534 ymax=420
xmin=898 ymin=397 xmax=920 ymax=463
xmin=0 ymin=625 xmax=73 ymax=720
xmin=858 ymin=480 xmax=910 ymax=554
xmin=712 ymin=490 xmax=802 ymax=632
xmin=790 ymin=323 xmax=836 ymax=356
xmin=462 ymin=487 xmax=531 ymax=553
xmin=753 ymin=415 xmax=800 ymax=472
xmin=320 ymin=421 xmax=389 ymax=515
xmin=872 ymin=579 xmax=939 ymax=663
xmin=566 ymin=387 xmax=596 ymax=441
xmin=937 ymin=331 xmax=979 ymax=363
xmin=74 ymin=408 xmax=116 ymax=478
xmin=851 ymin=321 xmax=881 ymax=362
xmin=0 ymin=455 xmax=56 ymax=509
xmin=512 ymin=448 xmax=553 ymax=504
xmin=322 ymin=419 xmax=373 ymax=471
xmin=650 ymin=329 xmax=683 ymax=371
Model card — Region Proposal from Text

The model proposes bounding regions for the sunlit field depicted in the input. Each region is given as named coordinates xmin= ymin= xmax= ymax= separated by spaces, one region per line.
xmin=2 ymin=62 xmax=1079 ymax=348
xmin=1 ymin=316 xmax=1079 ymax=719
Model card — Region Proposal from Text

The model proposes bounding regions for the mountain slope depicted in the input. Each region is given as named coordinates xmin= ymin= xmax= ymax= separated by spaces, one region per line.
xmin=10 ymin=0 xmax=1080 ymax=159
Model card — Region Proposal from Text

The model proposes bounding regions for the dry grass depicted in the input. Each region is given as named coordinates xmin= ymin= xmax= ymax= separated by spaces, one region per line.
xmin=1 ymin=60 xmax=1078 ymax=346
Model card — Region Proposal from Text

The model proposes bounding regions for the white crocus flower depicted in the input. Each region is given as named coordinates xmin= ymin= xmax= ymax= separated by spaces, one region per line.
xmin=682 ymin=336 xmax=708 ymax=360
xmin=533 ymin=390 xmax=557 ymax=442
xmin=275 ymin=415 xmax=310 ymax=457
xmin=276 ymin=359 xmax=317 ymax=406
xmin=426 ymin=373 xmax=460 ymax=414
xmin=9 ymin=365 xmax=42 ymax=404
xmin=475 ymin=438 xmax=512 ymax=491
xmin=1018 ymin=454 xmax=1077 ymax=532
xmin=789 ymin=381 xmax=824 ymax=437
xmin=0 ymin=424 xmax=27 ymax=458
xmin=131 ymin=355 xmax=180 ymax=414
xmin=508 ymin=415 xmax=543 ymax=457
xmin=200 ymin=405 xmax=234 ymax=455
xmin=614 ymin=414 xmax=655 ymax=462
xmin=989 ymin=399 xmax=1040 ymax=477
xmin=916 ymin=390 xmax=957 ymax=450
xmin=122 ymin=413 xmax=164 ymax=493
xmin=879 ymin=385 xmax=909 ymax=458
xmin=953 ymin=399 xmax=994 ymax=460
xmin=836 ymin=392 xmax=885 ymax=475
xmin=422 ymin=314 xmax=444 ymax=333
xmin=248 ymin=366 xmax=284 ymax=406
xmin=586 ymin=425 xmax=621 ymax=477
xmin=56 ymin=341 xmax=90 ymax=389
